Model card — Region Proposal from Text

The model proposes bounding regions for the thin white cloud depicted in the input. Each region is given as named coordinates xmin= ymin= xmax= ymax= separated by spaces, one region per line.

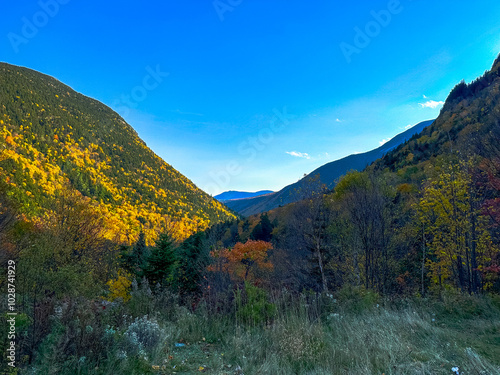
xmin=419 ymin=100 xmax=444 ymax=109
xmin=423 ymin=94 xmax=428 ymax=99
xmin=379 ymin=138 xmax=390 ymax=146
xmin=314 ymin=152 xmax=331 ymax=160
xmin=336 ymin=118 xmax=342 ymax=122
xmin=286 ymin=151 xmax=311 ymax=159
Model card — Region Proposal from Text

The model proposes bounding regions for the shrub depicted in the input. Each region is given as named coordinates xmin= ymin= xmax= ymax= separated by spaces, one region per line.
xmin=127 ymin=278 xmax=154 ymax=317
xmin=235 ymin=282 xmax=276 ymax=325
xmin=336 ymin=285 xmax=380 ymax=313
xmin=435 ymin=289 xmax=500 ymax=321
xmin=122 ymin=315 xmax=165 ymax=357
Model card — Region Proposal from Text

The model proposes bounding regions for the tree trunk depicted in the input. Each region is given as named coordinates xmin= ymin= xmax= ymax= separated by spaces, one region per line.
xmin=421 ymin=223 xmax=426 ymax=297
xmin=457 ymin=255 xmax=465 ymax=292
xmin=316 ymin=245 xmax=328 ymax=293
xmin=470 ymin=196 xmax=480 ymax=293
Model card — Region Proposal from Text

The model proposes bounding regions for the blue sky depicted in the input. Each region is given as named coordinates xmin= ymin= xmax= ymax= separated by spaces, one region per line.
xmin=2 ymin=0 xmax=500 ymax=195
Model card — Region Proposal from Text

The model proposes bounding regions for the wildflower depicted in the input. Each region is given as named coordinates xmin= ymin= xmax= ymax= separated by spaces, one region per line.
xmin=451 ymin=366 xmax=460 ymax=374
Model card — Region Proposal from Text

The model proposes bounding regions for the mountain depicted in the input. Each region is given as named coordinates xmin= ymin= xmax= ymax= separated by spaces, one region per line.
xmin=372 ymin=54 xmax=500 ymax=175
xmin=0 ymin=63 xmax=236 ymax=243
xmin=226 ymin=119 xmax=434 ymax=216
xmin=214 ymin=190 xmax=274 ymax=202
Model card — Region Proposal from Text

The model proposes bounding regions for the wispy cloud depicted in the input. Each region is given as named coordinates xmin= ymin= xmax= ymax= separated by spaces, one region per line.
xmin=336 ymin=118 xmax=342 ymax=123
xmin=286 ymin=151 xmax=311 ymax=159
xmin=419 ymin=99 xmax=444 ymax=109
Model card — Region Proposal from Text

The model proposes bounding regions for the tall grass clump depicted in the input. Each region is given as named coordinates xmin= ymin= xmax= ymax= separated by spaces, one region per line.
xmin=209 ymin=290 xmax=500 ymax=375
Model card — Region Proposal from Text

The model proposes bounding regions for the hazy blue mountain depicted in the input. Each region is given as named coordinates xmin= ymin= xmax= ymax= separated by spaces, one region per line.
xmin=215 ymin=190 xmax=274 ymax=202
xmin=226 ymin=120 xmax=434 ymax=216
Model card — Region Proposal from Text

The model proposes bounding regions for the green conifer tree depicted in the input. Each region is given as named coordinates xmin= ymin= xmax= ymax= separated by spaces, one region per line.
xmin=145 ymin=233 xmax=177 ymax=286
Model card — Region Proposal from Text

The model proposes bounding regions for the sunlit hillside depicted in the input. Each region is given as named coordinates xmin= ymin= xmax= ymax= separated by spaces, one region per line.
xmin=0 ymin=63 xmax=236 ymax=244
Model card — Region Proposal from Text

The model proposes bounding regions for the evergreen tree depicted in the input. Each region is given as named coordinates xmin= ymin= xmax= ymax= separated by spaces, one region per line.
xmin=145 ymin=233 xmax=177 ymax=286
xmin=173 ymin=232 xmax=207 ymax=298
xmin=242 ymin=219 xmax=250 ymax=232
xmin=251 ymin=213 xmax=273 ymax=242
xmin=121 ymin=231 xmax=149 ymax=279
xmin=224 ymin=220 xmax=241 ymax=247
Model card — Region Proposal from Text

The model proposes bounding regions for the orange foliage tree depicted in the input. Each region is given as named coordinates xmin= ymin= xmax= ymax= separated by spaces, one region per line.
xmin=210 ymin=240 xmax=273 ymax=283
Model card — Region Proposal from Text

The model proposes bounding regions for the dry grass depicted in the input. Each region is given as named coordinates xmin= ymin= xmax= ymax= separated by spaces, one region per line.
xmin=23 ymin=292 xmax=500 ymax=375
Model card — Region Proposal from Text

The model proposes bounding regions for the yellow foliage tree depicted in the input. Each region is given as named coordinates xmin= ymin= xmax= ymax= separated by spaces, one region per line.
xmin=106 ymin=273 xmax=132 ymax=302
xmin=418 ymin=160 xmax=497 ymax=293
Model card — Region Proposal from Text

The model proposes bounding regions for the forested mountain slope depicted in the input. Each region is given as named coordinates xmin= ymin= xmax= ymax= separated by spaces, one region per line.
xmin=0 ymin=63 xmax=235 ymax=243
xmin=373 ymin=55 xmax=500 ymax=175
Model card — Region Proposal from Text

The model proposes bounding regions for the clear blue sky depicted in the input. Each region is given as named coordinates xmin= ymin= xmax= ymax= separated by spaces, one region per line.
xmin=2 ymin=0 xmax=500 ymax=195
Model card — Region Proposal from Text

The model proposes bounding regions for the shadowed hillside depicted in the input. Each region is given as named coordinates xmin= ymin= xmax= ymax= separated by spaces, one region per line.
xmin=227 ymin=120 xmax=434 ymax=216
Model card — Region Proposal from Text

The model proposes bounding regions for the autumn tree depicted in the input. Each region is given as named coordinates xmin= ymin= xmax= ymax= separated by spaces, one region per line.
xmin=335 ymin=171 xmax=394 ymax=293
xmin=210 ymin=240 xmax=273 ymax=284
xmin=418 ymin=160 xmax=496 ymax=293
xmin=292 ymin=197 xmax=332 ymax=292
xmin=272 ymin=175 xmax=334 ymax=293
xmin=480 ymin=154 xmax=500 ymax=290
xmin=14 ymin=187 xmax=110 ymax=359
xmin=49 ymin=186 xmax=115 ymax=280
xmin=0 ymin=180 xmax=18 ymax=272
xmin=480 ymin=132 xmax=500 ymax=227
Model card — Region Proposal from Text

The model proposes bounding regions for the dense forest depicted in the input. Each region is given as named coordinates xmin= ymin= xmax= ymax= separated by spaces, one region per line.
xmin=0 ymin=62 xmax=236 ymax=245
xmin=1 ymin=56 xmax=500 ymax=374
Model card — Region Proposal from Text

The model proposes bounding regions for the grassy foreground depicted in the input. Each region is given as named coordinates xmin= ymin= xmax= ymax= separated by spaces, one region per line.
xmin=19 ymin=289 xmax=500 ymax=375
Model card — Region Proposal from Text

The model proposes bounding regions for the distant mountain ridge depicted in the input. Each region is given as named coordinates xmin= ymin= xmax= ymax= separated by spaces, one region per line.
xmin=226 ymin=120 xmax=434 ymax=216
xmin=0 ymin=62 xmax=236 ymax=243
xmin=215 ymin=190 xmax=274 ymax=202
